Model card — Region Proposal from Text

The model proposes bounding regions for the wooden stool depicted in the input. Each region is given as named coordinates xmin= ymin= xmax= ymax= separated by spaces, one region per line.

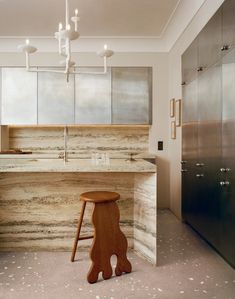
xmin=71 ymin=191 xmax=132 ymax=283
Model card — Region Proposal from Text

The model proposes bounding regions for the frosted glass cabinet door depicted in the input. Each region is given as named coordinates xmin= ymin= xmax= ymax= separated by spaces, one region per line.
xmin=38 ymin=70 xmax=75 ymax=125
xmin=75 ymin=68 xmax=111 ymax=124
xmin=1 ymin=68 xmax=37 ymax=125
xmin=112 ymin=67 xmax=152 ymax=124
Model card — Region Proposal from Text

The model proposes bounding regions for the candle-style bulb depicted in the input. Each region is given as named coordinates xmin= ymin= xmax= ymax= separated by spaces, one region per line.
xmin=66 ymin=24 xmax=71 ymax=30
xmin=104 ymin=44 xmax=108 ymax=50
xmin=26 ymin=39 xmax=30 ymax=45
xmin=75 ymin=9 xmax=78 ymax=16
xmin=59 ymin=22 xmax=63 ymax=31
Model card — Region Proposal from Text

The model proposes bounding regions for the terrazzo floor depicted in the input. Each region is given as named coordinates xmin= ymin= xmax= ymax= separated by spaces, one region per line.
xmin=0 ymin=209 xmax=235 ymax=299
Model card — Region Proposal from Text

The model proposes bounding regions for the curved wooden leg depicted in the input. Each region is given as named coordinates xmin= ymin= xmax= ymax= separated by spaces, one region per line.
xmin=71 ymin=201 xmax=87 ymax=262
xmin=115 ymin=253 xmax=132 ymax=276
xmin=87 ymin=262 xmax=100 ymax=284
xmin=102 ymin=259 xmax=113 ymax=280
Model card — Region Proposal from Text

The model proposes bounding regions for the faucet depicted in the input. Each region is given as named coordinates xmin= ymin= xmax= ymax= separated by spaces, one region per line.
xmin=63 ymin=126 xmax=68 ymax=164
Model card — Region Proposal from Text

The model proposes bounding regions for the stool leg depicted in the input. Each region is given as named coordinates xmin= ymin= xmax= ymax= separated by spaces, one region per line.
xmin=71 ymin=201 xmax=87 ymax=262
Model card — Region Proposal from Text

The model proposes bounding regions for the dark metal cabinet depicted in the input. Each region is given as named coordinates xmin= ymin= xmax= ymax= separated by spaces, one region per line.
xmin=38 ymin=70 xmax=75 ymax=125
xmin=182 ymin=0 xmax=235 ymax=268
xmin=181 ymin=79 xmax=198 ymax=224
xmin=182 ymin=38 xmax=198 ymax=85
xmin=222 ymin=0 xmax=235 ymax=52
xmin=197 ymin=64 xmax=222 ymax=247
xmin=1 ymin=68 xmax=37 ymax=125
xmin=220 ymin=48 xmax=235 ymax=266
xmin=198 ymin=9 xmax=222 ymax=70
xmin=111 ymin=67 xmax=152 ymax=124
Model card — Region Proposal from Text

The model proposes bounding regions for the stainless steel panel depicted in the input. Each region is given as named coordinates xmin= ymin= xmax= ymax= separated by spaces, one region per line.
xmin=222 ymin=0 xmax=235 ymax=52
xmin=112 ymin=67 xmax=152 ymax=124
xmin=182 ymin=80 xmax=198 ymax=161
xmin=196 ymin=63 xmax=222 ymax=246
xmin=75 ymin=68 xmax=111 ymax=124
xmin=38 ymin=69 xmax=75 ymax=125
xmin=221 ymin=47 xmax=235 ymax=267
xmin=182 ymin=79 xmax=198 ymax=222
xmin=182 ymin=38 xmax=198 ymax=84
xmin=1 ymin=68 xmax=37 ymax=125
xmin=198 ymin=65 xmax=222 ymax=162
xmin=198 ymin=9 xmax=222 ymax=70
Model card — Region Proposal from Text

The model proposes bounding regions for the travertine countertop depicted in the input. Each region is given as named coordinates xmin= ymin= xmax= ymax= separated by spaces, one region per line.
xmin=0 ymin=158 xmax=156 ymax=173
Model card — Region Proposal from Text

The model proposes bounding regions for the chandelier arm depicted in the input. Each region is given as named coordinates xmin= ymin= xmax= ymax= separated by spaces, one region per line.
xmin=72 ymin=56 xmax=108 ymax=75
xmin=25 ymin=68 xmax=67 ymax=74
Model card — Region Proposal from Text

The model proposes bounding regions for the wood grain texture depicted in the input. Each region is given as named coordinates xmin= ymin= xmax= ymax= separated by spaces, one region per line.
xmin=9 ymin=126 xmax=149 ymax=158
xmin=87 ymin=201 xmax=132 ymax=283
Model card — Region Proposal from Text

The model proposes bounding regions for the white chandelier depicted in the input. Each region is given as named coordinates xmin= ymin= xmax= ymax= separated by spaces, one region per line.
xmin=18 ymin=0 xmax=114 ymax=82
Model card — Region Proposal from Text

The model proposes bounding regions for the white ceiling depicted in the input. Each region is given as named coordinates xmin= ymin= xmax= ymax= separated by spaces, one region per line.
xmin=0 ymin=0 xmax=180 ymax=37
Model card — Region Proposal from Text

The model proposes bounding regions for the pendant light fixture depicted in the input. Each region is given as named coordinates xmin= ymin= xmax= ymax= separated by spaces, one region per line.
xmin=18 ymin=0 xmax=114 ymax=82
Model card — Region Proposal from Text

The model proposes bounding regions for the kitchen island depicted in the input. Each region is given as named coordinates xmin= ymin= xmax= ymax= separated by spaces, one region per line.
xmin=0 ymin=158 xmax=157 ymax=264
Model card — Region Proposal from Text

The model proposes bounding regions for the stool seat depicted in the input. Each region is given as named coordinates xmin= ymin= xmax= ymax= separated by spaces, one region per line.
xmin=80 ymin=191 xmax=120 ymax=203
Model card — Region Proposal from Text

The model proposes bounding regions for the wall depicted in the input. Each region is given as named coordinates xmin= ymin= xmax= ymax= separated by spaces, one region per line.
xmin=0 ymin=52 xmax=169 ymax=208
xmin=168 ymin=0 xmax=225 ymax=218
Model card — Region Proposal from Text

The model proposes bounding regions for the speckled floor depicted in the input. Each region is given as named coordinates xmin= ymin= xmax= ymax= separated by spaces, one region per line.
xmin=0 ymin=209 xmax=235 ymax=299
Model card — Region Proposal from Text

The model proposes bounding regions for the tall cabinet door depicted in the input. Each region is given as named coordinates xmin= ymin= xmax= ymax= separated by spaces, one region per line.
xmin=198 ymin=9 xmax=222 ymax=69
xmin=222 ymin=0 xmax=235 ymax=52
xmin=197 ymin=64 xmax=222 ymax=247
xmin=182 ymin=79 xmax=198 ymax=223
xmin=220 ymin=48 xmax=235 ymax=267
xmin=181 ymin=39 xmax=199 ymax=223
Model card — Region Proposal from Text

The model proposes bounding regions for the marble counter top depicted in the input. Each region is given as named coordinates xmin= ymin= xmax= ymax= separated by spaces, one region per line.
xmin=0 ymin=158 xmax=156 ymax=173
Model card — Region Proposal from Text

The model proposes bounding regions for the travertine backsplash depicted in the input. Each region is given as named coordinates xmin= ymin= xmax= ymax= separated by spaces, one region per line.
xmin=9 ymin=126 xmax=149 ymax=157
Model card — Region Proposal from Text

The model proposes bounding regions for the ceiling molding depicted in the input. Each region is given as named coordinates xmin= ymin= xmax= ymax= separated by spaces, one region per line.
xmin=0 ymin=37 xmax=166 ymax=53
xmin=0 ymin=0 xmax=225 ymax=53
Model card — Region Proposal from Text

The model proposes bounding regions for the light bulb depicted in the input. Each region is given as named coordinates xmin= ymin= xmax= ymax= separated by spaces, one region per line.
xmin=59 ymin=22 xmax=63 ymax=31
xmin=26 ymin=39 xmax=30 ymax=45
xmin=75 ymin=9 xmax=78 ymax=16
xmin=104 ymin=44 xmax=108 ymax=50
xmin=66 ymin=24 xmax=71 ymax=30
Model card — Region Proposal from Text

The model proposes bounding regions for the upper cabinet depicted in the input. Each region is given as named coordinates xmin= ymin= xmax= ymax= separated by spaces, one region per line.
xmin=75 ymin=68 xmax=111 ymax=124
xmin=222 ymin=0 xmax=235 ymax=52
xmin=38 ymin=70 xmax=75 ymax=125
xmin=182 ymin=38 xmax=198 ymax=85
xmin=198 ymin=9 xmax=222 ymax=71
xmin=112 ymin=67 xmax=152 ymax=124
xmin=0 ymin=67 xmax=152 ymax=125
xmin=1 ymin=68 xmax=37 ymax=125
